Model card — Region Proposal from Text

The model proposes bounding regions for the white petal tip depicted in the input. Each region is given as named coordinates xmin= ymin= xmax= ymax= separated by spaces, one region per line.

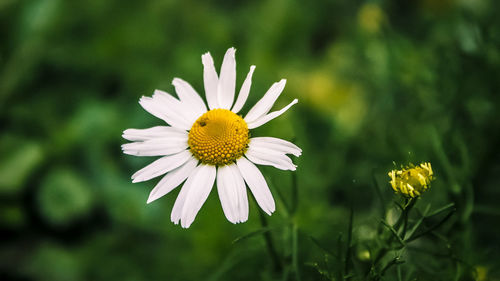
xmin=238 ymin=217 xmax=249 ymax=224
xmin=202 ymin=52 xmax=213 ymax=62
xmin=146 ymin=195 xmax=158 ymax=204
xmin=131 ymin=175 xmax=144 ymax=183
xmin=152 ymin=89 xmax=166 ymax=97
xmin=171 ymin=78 xmax=180 ymax=85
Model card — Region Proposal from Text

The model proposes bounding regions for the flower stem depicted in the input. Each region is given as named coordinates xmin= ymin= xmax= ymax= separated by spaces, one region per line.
xmin=368 ymin=198 xmax=416 ymax=276
xmin=258 ymin=210 xmax=283 ymax=273
xmin=292 ymin=223 xmax=301 ymax=281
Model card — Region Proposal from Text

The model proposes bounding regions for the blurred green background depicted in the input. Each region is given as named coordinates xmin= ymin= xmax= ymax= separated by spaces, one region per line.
xmin=1 ymin=0 xmax=500 ymax=280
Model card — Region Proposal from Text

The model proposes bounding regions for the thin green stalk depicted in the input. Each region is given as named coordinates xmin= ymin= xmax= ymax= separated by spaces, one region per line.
xmin=397 ymin=263 xmax=402 ymax=281
xmin=368 ymin=198 xmax=416 ymax=276
xmin=372 ymin=170 xmax=387 ymax=216
xmin=380 ymin=257 xmax=404 ymax=276
xmin=381 ymin=220 xmax=405 ymax=247
xmin=400 ymin=205 xmax=411 ymax=240
xmin=268 ymin=177 xmax=291 ymax=217
xmin=258 ymin=210 xmax=283 ymax=273
xmin=292 ymin=224 xmax=301 ymax=281
xmin=290 ymin=172 xmax=299 ymax=215
xmin=336 ymin=234 xmax=344 ymax=281
xmin=405 ymin=209 xmax=455 ymax=243
xmin=405 ymin=204 xmax=431 ymax=240
xmin=394 ymin=198 xmax=416 ymax=230
xmin=345 ymin=208 xmax=354 ymax=280
xmin=309 ymin=236 xmax=337 ymax=257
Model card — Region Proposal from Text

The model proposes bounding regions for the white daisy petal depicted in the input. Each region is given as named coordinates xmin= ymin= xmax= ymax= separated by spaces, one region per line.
xmin=131 ymin=150 xmax=191 ymax=183
xmin=122 ymin=138 xmax=188 ymax=157
xmin=231 ymin=65 xmax=256 ymax=114
xmin=217 ymin=164 xmax=248 ymax=224
xmin=217 ymin=47 xmax=236 ymax=109
xmin=152 ymin=90 xmax=199 ymax=126
xmin=245 ymin=145 xmax=297 ymax=171
xmin=172 ymin=78 xmax=207 ymax=117
xmin=202 ymin=52 xmax=219 ymax=109
xmin=171 ymin=168 xmax=195 ymax=224
xmin=249 ymin=137 xmax=302 ymax=157
xmin=122 ymin=126 xmax=187 ymax=142
xmin=139 ymin=96 xmax=191 ymax=130
xmin=217 ymin=166 xmax=237 ymax=223
xmin=236 ymin=157 xmax=275 ymax=215
xmin=233 ymin=165 xmax=249 ymax=223
xmin=247 ymin=99 xmax=298 ymax=129
xmin=180 ymin=164 xmax=216 ymax=228
xmin=147 ymin=157 xmax=198 ymax=204
xmin=244 ymin=79 xmax=286 ymax=123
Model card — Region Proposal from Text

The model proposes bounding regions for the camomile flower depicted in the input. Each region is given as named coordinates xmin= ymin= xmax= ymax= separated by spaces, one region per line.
xmin=388 ymin=162 xmax=434 ymax=198
xmin=122 ymin=47 xmax=301 ymax=228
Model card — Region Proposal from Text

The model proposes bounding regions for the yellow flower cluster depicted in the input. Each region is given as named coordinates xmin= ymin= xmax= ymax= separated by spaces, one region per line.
xmin=188 ymin=109 xmax=249 ymax=166
xmin=388 ymin=162 xmax=434 ymax=198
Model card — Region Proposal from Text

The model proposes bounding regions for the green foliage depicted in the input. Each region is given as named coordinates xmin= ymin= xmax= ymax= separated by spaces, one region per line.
xmin=37 ymin=169 xmax=94 ymax=225
xmin=0 ymin=137 xmax=44 ymax=192
xmin=1 ymin=0 xmax=500 ymax=280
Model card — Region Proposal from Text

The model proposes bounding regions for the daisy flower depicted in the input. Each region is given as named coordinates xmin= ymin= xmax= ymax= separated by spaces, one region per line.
xmin=122 ymin=48 xmax=301 ymax=228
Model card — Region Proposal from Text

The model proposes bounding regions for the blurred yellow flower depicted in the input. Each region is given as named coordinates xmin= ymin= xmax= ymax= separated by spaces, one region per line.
xmin=358 ymin=3 xmax=385 ymax=33
xmin=474 ymin=265 xmax=488 ymax=281
xmin=357 ymin=250 xmax=371 ymax=261
xmin=294 ymin=69 xmax=367 ymax=136
xmin=388 ymin=162 xmax=434 ymax=198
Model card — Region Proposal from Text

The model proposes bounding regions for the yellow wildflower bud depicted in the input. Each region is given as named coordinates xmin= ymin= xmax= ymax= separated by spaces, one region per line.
xmin=388 ymin=162 xmax=435 ymax=198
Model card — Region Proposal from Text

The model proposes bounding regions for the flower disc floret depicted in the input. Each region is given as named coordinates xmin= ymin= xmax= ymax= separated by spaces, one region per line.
xmin=188 ymin=109 xmax=249 ymax=166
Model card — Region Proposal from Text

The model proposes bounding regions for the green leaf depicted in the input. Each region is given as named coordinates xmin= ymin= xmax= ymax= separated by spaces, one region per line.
xmin=309 ymin=236 xmax=337 ymax=257
xmin=381 ymin=220 xmax=405 ymax=247
xmin=232 ymin=227 xmax=275 ymax=244
xmin=405 ymin=204 xmax=431 ymax=240
xmin=406 ymin=209 xmax=456 ymax=243
xmin=426 ymin=203 xmax=455 ymax=218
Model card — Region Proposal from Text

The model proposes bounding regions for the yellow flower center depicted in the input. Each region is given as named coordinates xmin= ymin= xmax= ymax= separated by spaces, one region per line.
xmin=388 ymin=162 xmax=434 ymax=198
xmin=188 ymin=109 xmax=249 ymax=166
